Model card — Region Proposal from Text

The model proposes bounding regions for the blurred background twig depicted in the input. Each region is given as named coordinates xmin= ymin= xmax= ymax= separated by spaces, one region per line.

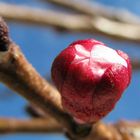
xmin=44 ymin=0 xmax=140 ymax=24
xmin=1 ymin=3 xmax=140 ymax=42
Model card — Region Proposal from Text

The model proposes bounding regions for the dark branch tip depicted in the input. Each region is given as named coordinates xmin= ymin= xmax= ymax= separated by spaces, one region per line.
xmin=0 ymin=17 xmax=10 ymax=51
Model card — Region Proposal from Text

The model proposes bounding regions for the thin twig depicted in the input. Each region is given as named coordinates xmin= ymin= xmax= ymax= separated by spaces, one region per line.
xmin=1 ymin=3 xmax=140 ymax=42
xmin=82 ymin=120 xmax=140 ymax=140
xmin=114 ymin=120 xmax=140 ymax=140
xmin=0 ymin=118 xmax=140 ymax=140
xmin=45 ymin=0 xmax=140 ymax=24
xmin=0 ymin=118 xmax=62 ymax=134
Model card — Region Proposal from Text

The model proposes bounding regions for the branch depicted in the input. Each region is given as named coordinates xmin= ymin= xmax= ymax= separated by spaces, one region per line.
xmin=0 ymin=118 xmax=62 ymax=134
xmin=0 ymin=17 xmax=91 ymax=138
xmin=45 ymin=0 xmax=140 ymax=24
xmin=80 ymin=120 xmax=140 ymax=140
xmin=1 ymin=3 xmax=140 ymax=42
xmin=0 ymin=118 xmax=140 ymax=140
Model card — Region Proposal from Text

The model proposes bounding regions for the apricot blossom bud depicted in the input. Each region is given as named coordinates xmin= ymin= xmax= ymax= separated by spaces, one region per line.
xmin=51 ymin=39 xmax=131 ymax=124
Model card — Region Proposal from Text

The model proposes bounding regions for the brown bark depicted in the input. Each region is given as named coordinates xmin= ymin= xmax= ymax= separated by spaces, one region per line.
xmin=0 ymin=118 xmax=140 ymax=140
xmin=0 ymin=118 xmax=62 ymax=134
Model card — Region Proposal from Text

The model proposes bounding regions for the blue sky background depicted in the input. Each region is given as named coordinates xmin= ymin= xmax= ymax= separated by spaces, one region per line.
xmin=0 ymin=0 xmax=140 ymax=139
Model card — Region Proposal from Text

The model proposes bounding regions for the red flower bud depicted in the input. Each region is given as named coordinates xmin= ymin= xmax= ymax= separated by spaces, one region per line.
xmin=51 ymin=39 xmax=131 ymax=124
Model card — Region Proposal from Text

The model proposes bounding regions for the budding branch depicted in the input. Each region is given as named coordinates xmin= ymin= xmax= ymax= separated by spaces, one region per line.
xmin=0 ymin=1 xmax=140 ymax=140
